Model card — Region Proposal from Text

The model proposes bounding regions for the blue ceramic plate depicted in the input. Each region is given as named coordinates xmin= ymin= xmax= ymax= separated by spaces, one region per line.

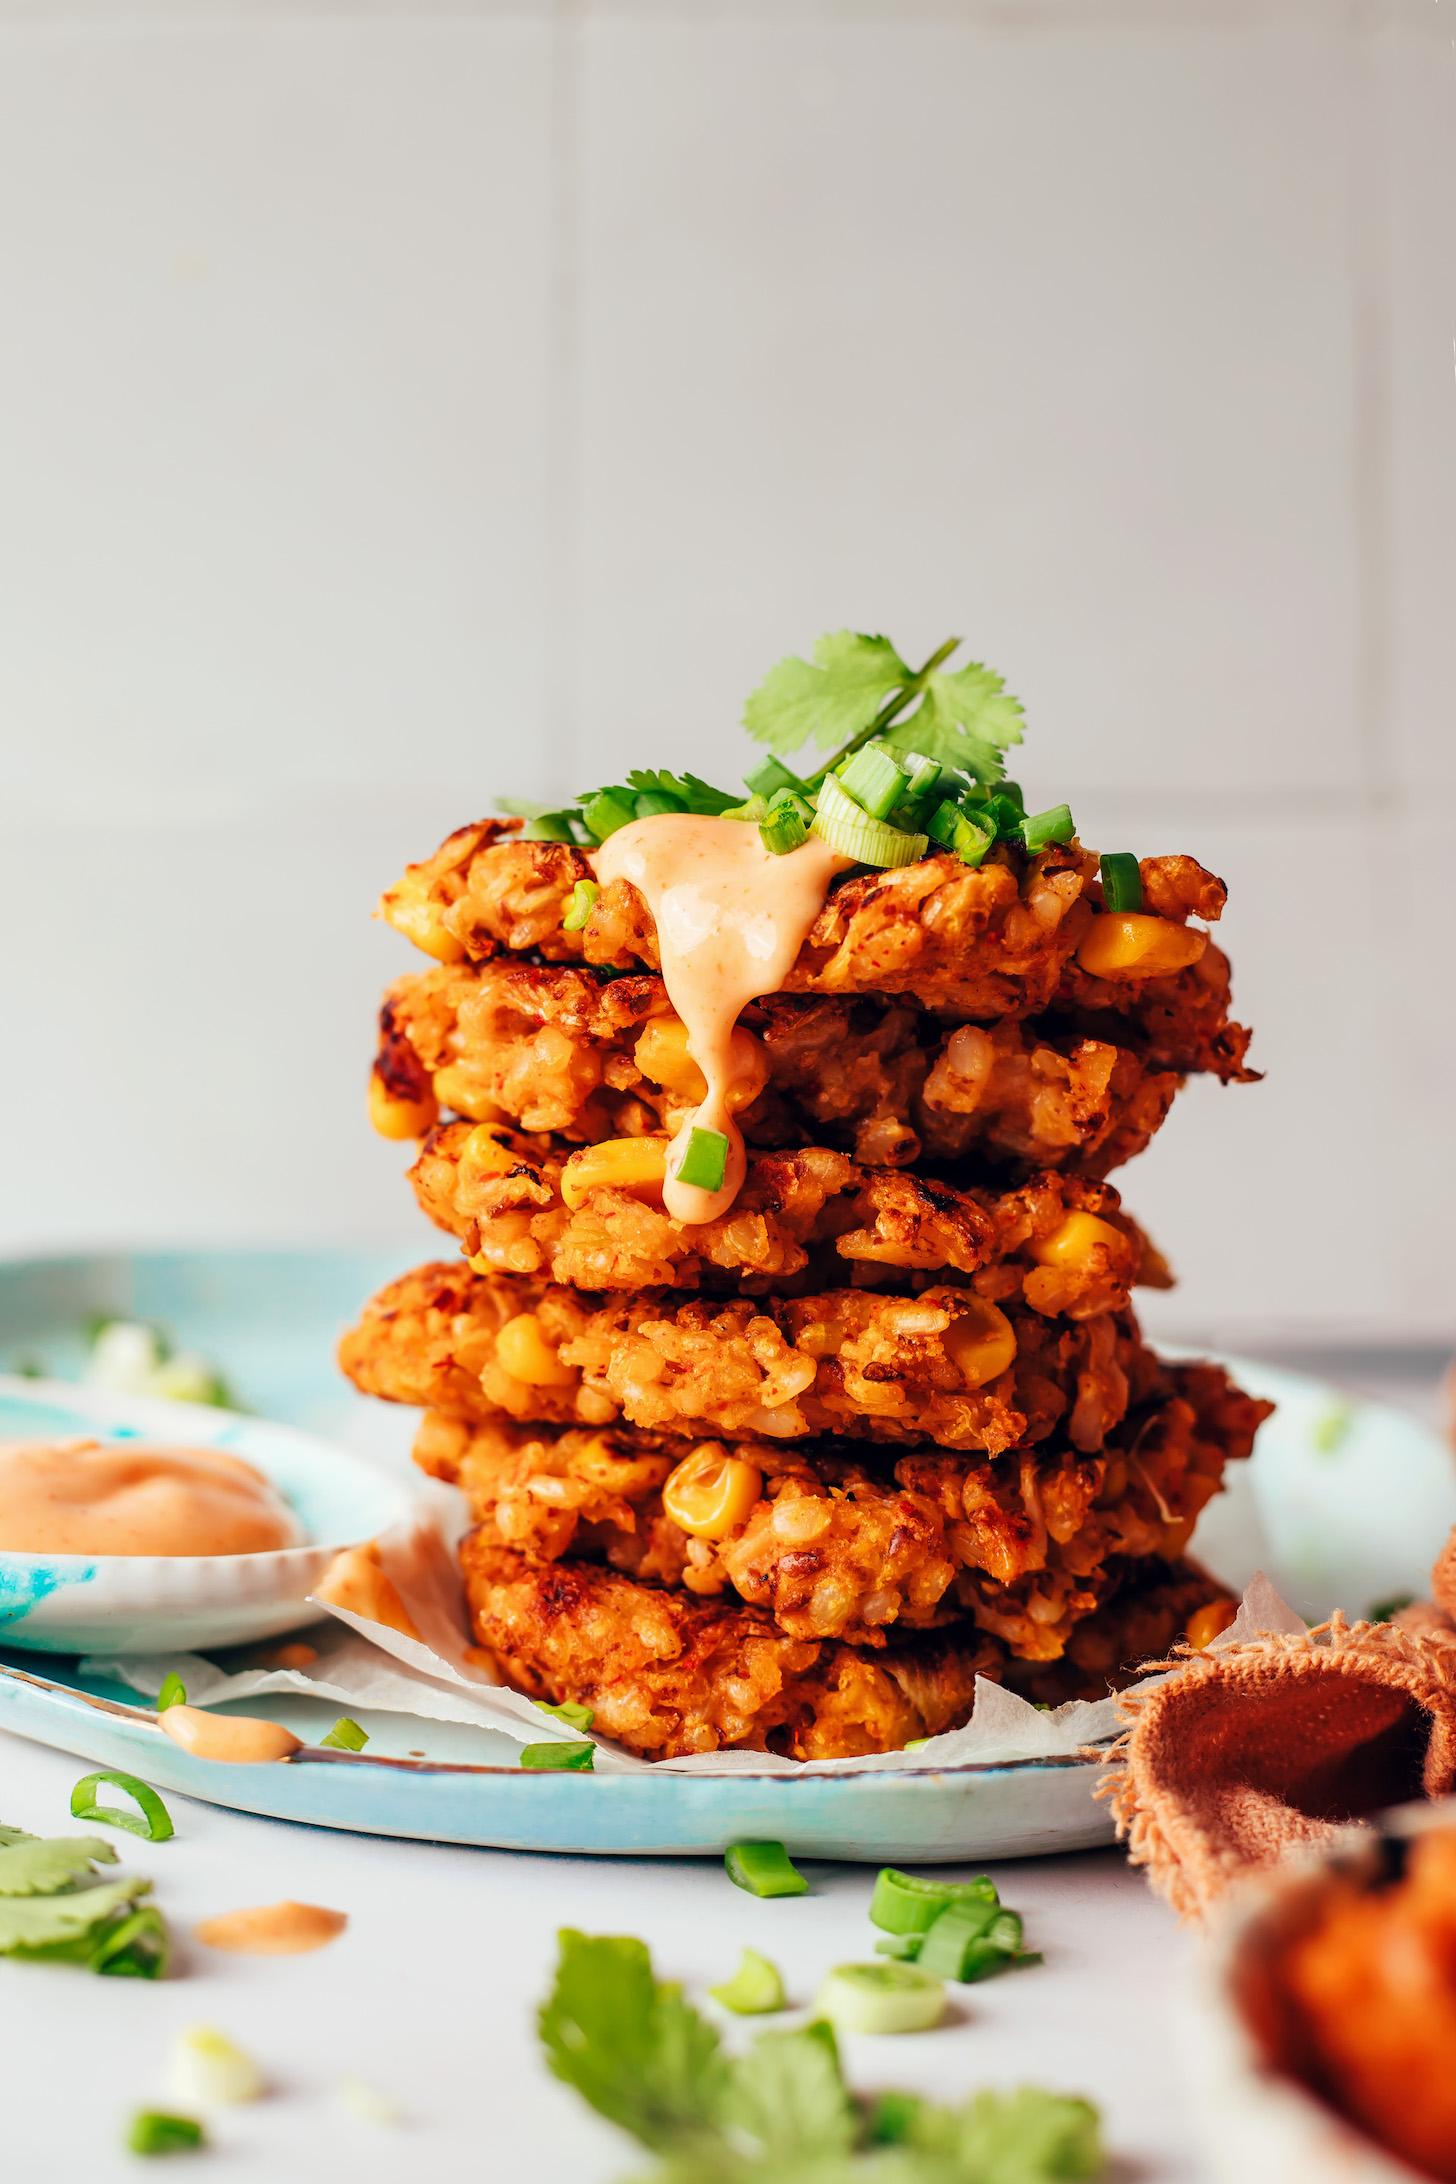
xmin=0 ymin=1250 xmax=1450 ymax=1862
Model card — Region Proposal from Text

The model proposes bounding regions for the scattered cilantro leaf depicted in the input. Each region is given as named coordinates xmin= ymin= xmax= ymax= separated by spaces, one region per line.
xmin=719 ymin=2021 xmax=856 ymax=2164
xmin=744 ymin=632 xmax=911 ymax=757
xmin=905 ymin=2086 xmax=1103 ymax=2181
xmin=0 ymin=1872 xmax=153 ymax=1956
xmin=0 ymin=1820 xmax=167 ymax=1976
xmin=0 ymin=1833 xmax=118 ymax=1897
xmin=539 ymin=1930 xmax=729 ymax=2152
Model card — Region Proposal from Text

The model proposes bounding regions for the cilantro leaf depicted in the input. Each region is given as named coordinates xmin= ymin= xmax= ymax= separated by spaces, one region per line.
xmin=624 ymin=770 xmax=740 ymax=816
xmin=0 ymin=1834 xmax=118 ymax=1896
xmin=719 ymin=2021 xmax=856 ymax=2164
xmin=539 ymin=1930 xmax=730 ymax=2152
xmin=880 ymin=660 xmax=1023 ymax=787
xmin=904 ymin=2087 xmax=1104 ymax=2181
xmin=0 ymin=1873 xmax=152 ymax=1956
xmin=744 ymin=633 xmax=911 ymax=757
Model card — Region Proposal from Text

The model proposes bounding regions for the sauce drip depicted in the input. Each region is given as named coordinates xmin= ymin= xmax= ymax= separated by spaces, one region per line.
xmin=194 ymin=1901 xmax=347 ymax=1955
xmin=159 ymin=1704 xmax=302 ymax=1765
xmin=592 ymin=817 xmax=844 ymax=1223
xmin=0 ymin=1440 xmax=301 ymax=1557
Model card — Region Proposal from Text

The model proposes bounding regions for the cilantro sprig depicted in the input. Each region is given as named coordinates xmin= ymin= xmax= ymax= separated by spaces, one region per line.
xmin=0 ymin=1822 xmax=168 ymax=1977
xmin=540 ymin=1929 xmax=1102 ymax=2182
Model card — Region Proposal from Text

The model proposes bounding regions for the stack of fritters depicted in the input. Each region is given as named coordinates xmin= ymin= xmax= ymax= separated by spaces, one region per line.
xmin=342 ymin=821 xmax=1269 ymax=1759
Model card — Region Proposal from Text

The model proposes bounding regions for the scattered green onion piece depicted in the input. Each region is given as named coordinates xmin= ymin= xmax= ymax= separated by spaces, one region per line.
xmin=745 ymin=755 xmax=804 ymax=801
xmin=581 ymin=789 xmax=636 ymax=843
xmin=562 ymin=878 xmax=599 ymax=933
xmin=760 ymin=803 xmax=809 ymax=856
xmin=71 ymin=1771 xmax=175 ymax=1844
xmin=633 ymin=789 xmax=685 ymax=818
xmin=319 ymin=1717 xmax=369 ymax=1752
xmin=1021 ymin=803 xmax=1076 ymax=853
xmin=1311 ymin=1398 xmax=1354 ymax=1455
xmin=167 ymin=2026 xmax=264 ymax=2107
xmin=536 ymin=1698 xmax=595 ymax=1731
xmin=708 ymin=1946 xmax=786 ymax=2014
xmin=520 ymin=1741 xmax=594 ymax=1772
xmin=919 ymin=1902 xmax=1035 ymax=1983
xmin=156 ymin=1673 xmax=187 ymax=1713
xmin=947 ymin=807 xmax=997 ymax=868
xmin=724 ymin=1840 xmax=808 ymax=1898
xmin=126 ymin=2111 xmax=205 ymax=2158
xmin=1099 ymin=852 xmax=1143 ymax=913
xmin=718 ymin=793 xmax=768 ymax=824
xmin=1368 ymin=1593 xmax=1415 ymax=1625
xmin=902 ymin=1737 xmax=930 ymax=1753
xmin=815 ymin=1960 xmax=944 ymax=2036
xmin=873 ymin=1933 xmax=924 ymax=1962
xmin=897 ymin=753 xmax=941 ymax=804
xmin=91 ymin=1905 xmax=170 ymax=1980
xmin=811 ymin=774 xmax=927 ymax=870
xmin=839 ymin=744 xmax=908 ymax=822
xmin=924 ymin=799 xmax=963 ymax=848
xmin=523 ymin=810 xmax=578 ymax=843
xmin=676 ymin=1126 xmax=729 ymax=1194
xmin=869 ymin=1868 xmax=998 ymax=1938
xmin=868 ymin=2090 xmax=926 ymax=2145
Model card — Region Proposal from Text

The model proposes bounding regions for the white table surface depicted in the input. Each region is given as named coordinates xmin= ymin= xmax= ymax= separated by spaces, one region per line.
xmin=2 ymin=1354 xmax=1443 ymax=2184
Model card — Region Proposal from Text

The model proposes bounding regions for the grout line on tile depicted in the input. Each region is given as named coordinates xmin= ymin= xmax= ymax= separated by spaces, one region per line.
xmin=1348 ymin=20 xmax=1395 ymax=803
xmin=543 ymin=1 xmax=584 ymax=788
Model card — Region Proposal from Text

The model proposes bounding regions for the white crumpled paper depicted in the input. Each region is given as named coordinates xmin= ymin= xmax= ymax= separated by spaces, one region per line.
xmin=84 ymin=1479 xmax=1309 ymax=1778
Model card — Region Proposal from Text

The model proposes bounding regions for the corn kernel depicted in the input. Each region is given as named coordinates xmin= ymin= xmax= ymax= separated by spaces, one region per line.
xmin=662 ymin=1447 xmax=763 ymax=1539
xmin=367 ymin=1072 xmax=438 ymax=1141
xmin=495 ymin=1311 xmax=577 ymax=1387
xmin=632 ymin=1017 xmax=767 ymax=1111
xmin=463 ymin=1125 xmax=518 ymax=1178
xmin=386 ymin=893 xmax=467 ymax=965
xmin=1076 ymin=913 xmax=1208 ymax=981
xmin=1186 ymin=1599 xmax=1237 ymax=1651
xmin=1030 ymin=1210 xmax=1125 ymax=1271
xmin=944 ymin=1298 xmax=1018 ymax=1389
xmin=560 ymin=1137 xmax=669 ymax=1210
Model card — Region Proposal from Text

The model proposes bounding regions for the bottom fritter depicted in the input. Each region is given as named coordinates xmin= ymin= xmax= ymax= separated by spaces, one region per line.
xmin=422 ymin=1361 xmax=1267 ymax=1659
xmin=461 ymin=1537 xmax=1233 ymax=1760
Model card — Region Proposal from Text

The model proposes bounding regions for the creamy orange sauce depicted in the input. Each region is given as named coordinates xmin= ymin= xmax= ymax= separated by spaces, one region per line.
xmin=194 ymin=1900 xmax=347 ymax=1955
xmin=592 ymin=816 xmax=844 ymax=1223
xmin=159 ymin=1703 xmax=303 ymax=1765
xmin=315 ymin=1543 xmax=421 ymax=1639
xmin=0 ymin=1439 xmax=301 ymax=1557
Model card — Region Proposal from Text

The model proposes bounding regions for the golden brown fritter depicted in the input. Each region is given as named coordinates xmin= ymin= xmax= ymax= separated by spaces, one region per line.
xmin=418 ymin=1361 xmax=1267 ymax=1657
xmin=378 ymin=820 xmax=1254 ymax=1080
xmin=338 ymin=1261 xmax=1153 ymax=1453
xmin=1009 ymin=1558 xmax=1238 ymax=1706
xmin=461 ymin=1538 xmax=1234 ymax=1758
xmin=409 ymin=1121 xmax=1157 ymax=1308
xmin=376 ymin=960 xmax=1185 ymax=1181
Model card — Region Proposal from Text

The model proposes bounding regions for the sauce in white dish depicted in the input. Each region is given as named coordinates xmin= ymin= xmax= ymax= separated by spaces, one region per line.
xmin=0 ymin=1440 xmax=301 ymax=1557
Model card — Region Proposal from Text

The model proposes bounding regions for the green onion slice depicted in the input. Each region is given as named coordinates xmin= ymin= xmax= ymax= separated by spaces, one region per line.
xmin=811 ymin=775 xmax=927 ymax=871
xmin=873 ymin=1933 xmax=924 ymax=1961
xmin=676 ymin=1126 xmax=729 ymax=1194
xmin=947 ymin=808 xmax=996 ymax=868
xmin=155 ymin=1672 xmax=187 ymax=1713
xmin=897 ymin=753 xmax=941 ymax=804
xmin=536 ymin=1698 xmax=595 ymax=1731
xmin=869 ymin=1867 xmax=997 ymax=1937
xmin=562 ymin=878 xmax=599 ymax=933
xmin=126 ymin=2110 xmax=205 ymax=2157
xmin=924 ymin=799 xmax=963 ymax=848
xmin=1021 ymin=802 xmax=1076 ymax=853
xmin=724 ymin=1840 xmax=808 ymax=1898
xmin=520 ymin=1741 xmax=594 ymax=1772
xmin=708 ymin=1946 xmax=786 ymax=2014
xmin=1099 ymin=852 xmax=1142 ymax=912
xmin=760 ymin=799 xmax=810 ymax=856
xmin=745 ymin=755 xmax=804 ymax=802
xmin=815 ymin=1960 xmax=945 ymax=2036
xmin=91 ymin=1905 xmax=171 ymax=1981
xmin=71 ymin=1771 xmax=175 ymax=1844
xmin=918 ymin=1902 xmax=1034 ymax=1983
xmin=839 ymin=744 xmax=908 ymax=822
xmin=319 ymin=1717 xmax=369 ymax=1752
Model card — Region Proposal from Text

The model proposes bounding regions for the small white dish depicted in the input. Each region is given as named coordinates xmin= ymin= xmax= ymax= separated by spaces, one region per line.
xmin=0 ymin=1374 xmax=411 ymax=1653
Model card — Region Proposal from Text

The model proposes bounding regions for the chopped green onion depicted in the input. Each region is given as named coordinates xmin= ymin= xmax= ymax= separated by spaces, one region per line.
xmin=71 ymin=1771 xmax=174 ymax=1844
xmin=156 ymin=1673 xmax=187 ymax=1713
xmin=745 ymin=755 xmax=804 ymax=801
xmin=724 ymin=1840 xmax=808 ymax=1898
xmin=760 ymin=802 xmax=809 ymax=856
xmin=520 ymin=1741 xmax=594 ymax=1772
xmin=902 ymin=1737 xmax=930 ymax=1754
xmin=982 ymin=789 xmax=1027 ymax=837
xmin=1311 ymin=1398 xmax=1354 ymax=1454
xmin=897 ymin=754 xmax=941 ymax=804
xmin=868 ymin=2090 xmax=926 ymax=2145
xmin=811 ymin=774 xmax=927 ymax=870
xmin=947 ymin=807 xmax=997 ymax=867
xmin=634 ymin=789 xmax=685 ymax=818
xmin=1021 ymin=803 xmax=1076 ymax=853
xmin=536 ymin=1699 xmax=595 ymax=1731
xmin=708 ymin=1947 xmax=786 ymax=2014
xmin=126 ymin=2111 xmax=205 ymax=2157
xmin=869 ymin=1868 xmax=998 ymax=1937
xmin=562 ymin=878 xmax=599 ymax=933
xmin=924 ymin=799 xmax=963 ymax=848
xmin=581 ymin=789 xmax=636 ymax=843
xmin=319 ymin=1717 xmax=369 ymax=1752
xmin=839 ymin=744 xmax=908 ymax=822
xmin=997 ymin=779 xmax=1026 ymax=816
xmin=919 ymin=1902 xmax=1036 ymax=1983
xmin=91 ymin=1905 xmax=170 ymax=1980
xmin=167 ymin=2026 xmax=264 ymax=2107
xmin=523 ymin=810 xmax=579 ymax=843
xmin=1099 ymin=852 xmax=1142 ymax=912
xmin=873 ymin=1933 xmax=924 ymax=1961
xmin=676 ymin=1127 xmax=729 ymax=1194
xmin=815 ymin=1961 xmax=944 ymax=2036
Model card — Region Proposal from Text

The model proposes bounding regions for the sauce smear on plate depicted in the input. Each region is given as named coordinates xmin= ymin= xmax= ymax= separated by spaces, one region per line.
xmin=0 ymin=1440 xmax=300 ymax=1557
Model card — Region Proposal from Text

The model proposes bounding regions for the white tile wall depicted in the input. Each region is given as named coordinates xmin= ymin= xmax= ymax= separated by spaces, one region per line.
xmin=0 ymin=1 xmax=1451 ymax=1344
